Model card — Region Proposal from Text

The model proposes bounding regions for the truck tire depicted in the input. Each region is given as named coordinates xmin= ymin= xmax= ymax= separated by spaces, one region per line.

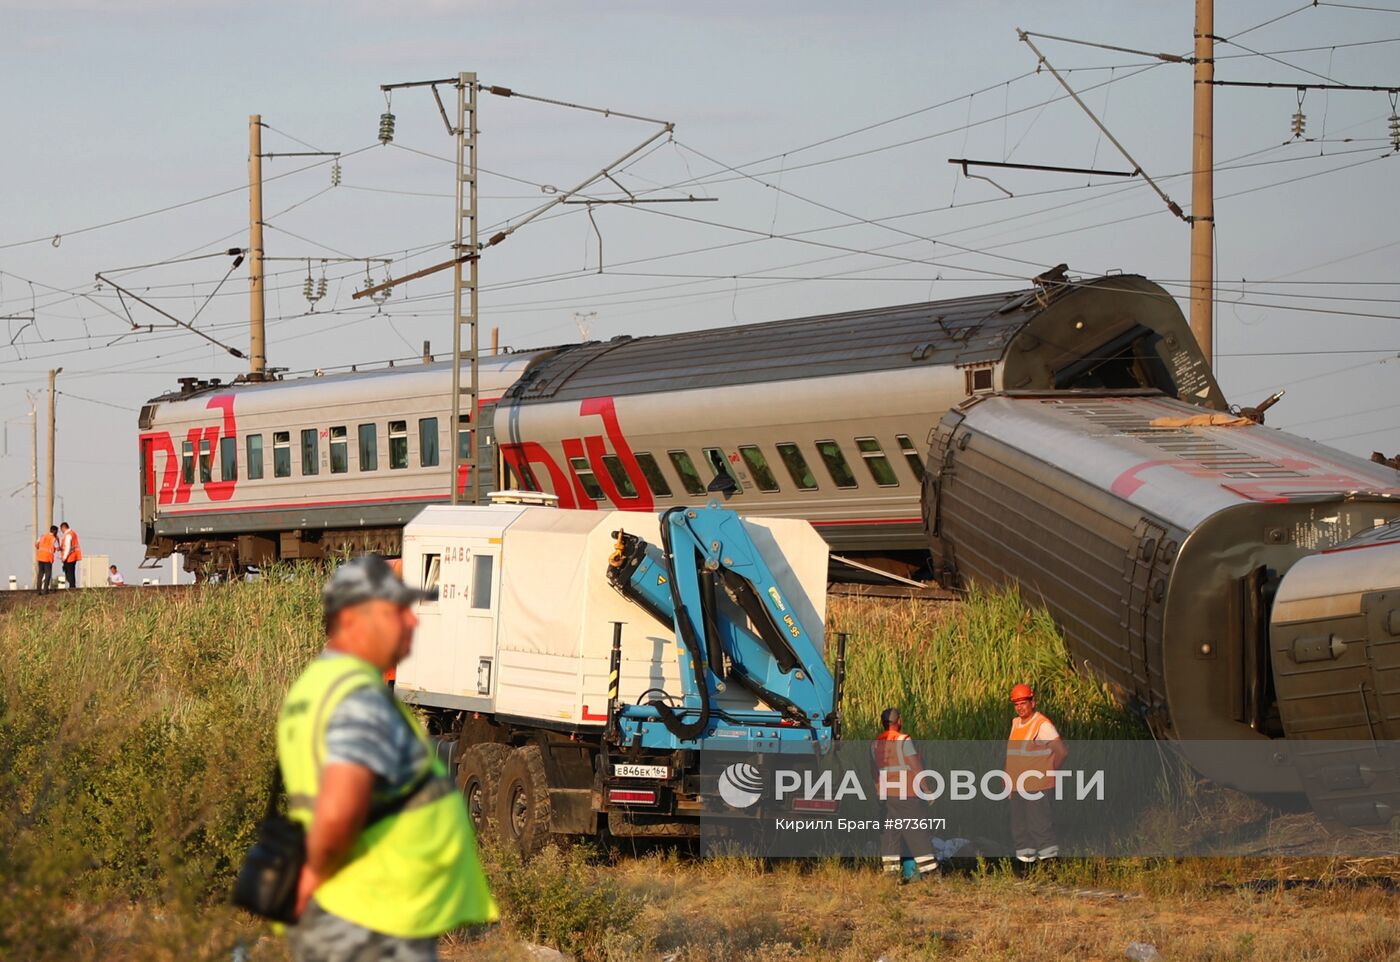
xmin=456 ymin=743 xmax=510 ymax=838
xmin=496 ymin=744 xmax=552 ymax=858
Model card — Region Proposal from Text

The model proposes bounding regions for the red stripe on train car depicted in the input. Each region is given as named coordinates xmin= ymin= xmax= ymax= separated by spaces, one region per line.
xmin=162 ymin=493 xmax=451 ymax=515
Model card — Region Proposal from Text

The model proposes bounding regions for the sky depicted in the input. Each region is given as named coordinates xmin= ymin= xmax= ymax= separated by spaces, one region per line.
xmin=0 ymin=0 xmax=1397 ymax=582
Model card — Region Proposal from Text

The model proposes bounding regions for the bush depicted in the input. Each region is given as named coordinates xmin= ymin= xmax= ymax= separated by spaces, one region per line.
xmin=0 ymin=569 xmax=323 ymax=958
xmin=481 ymin=843 xmax=644 ymax=961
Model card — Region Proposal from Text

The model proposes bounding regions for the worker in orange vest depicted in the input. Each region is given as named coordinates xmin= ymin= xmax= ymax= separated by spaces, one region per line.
xmin=59 ymin=522 xmax=83 ymax=589
xmin=871 ymin=707 xmax=936 ymax=882
xmin=1005 ymin=683 xmax=1067 ymax=864
xmin=34 ymin=525 xmax=59 ymax=594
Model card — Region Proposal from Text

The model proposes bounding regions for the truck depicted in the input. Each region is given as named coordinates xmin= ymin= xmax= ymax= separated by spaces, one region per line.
xmin=392 ymin=499 xmax=842 ymax=852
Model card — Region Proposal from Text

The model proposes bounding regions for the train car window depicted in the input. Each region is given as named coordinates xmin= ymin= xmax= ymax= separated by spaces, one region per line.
xmin=776 ymin=443 xmax=818 ymax=491
xmin=703 ymin=447 xmax=742 ymax=493
xmin=301 ymin=429 xmax=319 ymax=476
xmin=273 ymin=432 xmax=291 ymax=478
xmin=199 ymin=439 xmax=213 ymax=484
xmin=855 ymin=437 xmax=899 ymax=487
xmin=421 ymin=553 xmax=441 ymax=597
xmin=965 ymin=367 xmax=994 ymax=393
xmin=389 ymin=421 xmax=408 ymax=470
xmin=457 ymin=414 xmax=472 ymax=461
xmin=246 ymin=434 xmax=264 ymax=480
xmin=668 ymin=450 xmax=706 ymax=496
xmin=634 ymin=452 xmax=672 ymax=498
xmin=181 ymin=440 xmax=194 ymax=485
xmin=358 ymin=424 xmax=377 ymax=471
xmin=471 ymin=554 xmax=494 ymax=609
xmin=220 ymin=436 xmax=237 ymax=482
xmin=815 ymin=440 xmax=858 ymax=488
xmin=329 ymin=426 xmax=349 ymax=474
xmin=419 ymin=418 xmax=440 ymax=468
xmin=739 ymin=445 xmax=781 ymax=492
xmin=895 ymin=434 xmax=925 ymax=481
xmin=601 ymin=454 xmax=639 ymax=498
xmin=568 ymin=456 xmax=606 ymax=501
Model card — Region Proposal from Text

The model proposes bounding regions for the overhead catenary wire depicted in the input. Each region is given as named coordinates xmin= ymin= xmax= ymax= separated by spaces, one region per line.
xmin=0 ymin=144 xmax=376 ymax=253
xmin=4 ymin=8 xmax=1395 ymax=379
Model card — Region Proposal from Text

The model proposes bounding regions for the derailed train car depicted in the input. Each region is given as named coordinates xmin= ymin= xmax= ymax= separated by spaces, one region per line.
xmin=922 ymin=391 xmax=1400 ymax=815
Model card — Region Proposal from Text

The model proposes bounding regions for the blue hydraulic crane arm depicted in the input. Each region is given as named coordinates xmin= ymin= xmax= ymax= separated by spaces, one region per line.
xmin=606 ymin=502 xmax=836 ymax=747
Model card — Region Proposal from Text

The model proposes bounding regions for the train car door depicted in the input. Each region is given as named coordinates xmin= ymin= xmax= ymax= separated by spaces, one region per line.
xmin=140 ymin=436 xmax=156 ymax=525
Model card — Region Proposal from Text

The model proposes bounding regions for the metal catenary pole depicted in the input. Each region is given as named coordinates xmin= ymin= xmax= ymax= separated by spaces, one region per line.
xmin=248 ymin=114 xmax=268 ymax=379
xmin=450 ymin=72 xmax=480 ymax=505
xmin=1190 ymin=0 xmax=1215 ymax=368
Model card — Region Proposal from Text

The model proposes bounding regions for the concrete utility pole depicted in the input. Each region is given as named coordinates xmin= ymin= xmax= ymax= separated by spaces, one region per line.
xmin=29 ymin=397 xmax=38 ymax=556
xmin=1190 ymin=0 xmax=1214 ymax=368
xmin=45 ymin=368 xmax=59 ymax=530
xmin=248 ymin=114 xmax=268 ymax=379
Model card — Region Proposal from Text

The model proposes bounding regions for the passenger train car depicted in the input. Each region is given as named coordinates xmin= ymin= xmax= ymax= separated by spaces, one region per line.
xmin=139 ymin=273 xmax=1220 ymax=574
xmin=922 ymin=391 xmax=1400 ymax=809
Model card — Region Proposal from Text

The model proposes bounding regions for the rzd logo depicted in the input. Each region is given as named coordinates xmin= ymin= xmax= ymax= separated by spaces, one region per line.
xmin=717 ymin=762 xmax=764 ymax=809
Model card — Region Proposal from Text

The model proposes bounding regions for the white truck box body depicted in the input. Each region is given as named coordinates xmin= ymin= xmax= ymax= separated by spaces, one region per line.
xmin=394 ymin=505 xmax=829 ymax=727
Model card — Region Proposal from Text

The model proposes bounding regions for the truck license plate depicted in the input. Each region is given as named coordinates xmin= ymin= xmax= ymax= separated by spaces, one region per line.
xmin=614 ymin=764 xmax=668 ymax=779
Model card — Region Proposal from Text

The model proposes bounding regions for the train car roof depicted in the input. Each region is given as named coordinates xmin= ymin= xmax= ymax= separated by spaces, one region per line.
xmin=498 ymin=278 xmax=1064 ymax=403
xmin=145 ymin=353 xmax=533 ymax=404
xmin=505 ymin=275 xmax=1155 ymax=402
xmin=950 ymin=392 xmax=1400 ymax=531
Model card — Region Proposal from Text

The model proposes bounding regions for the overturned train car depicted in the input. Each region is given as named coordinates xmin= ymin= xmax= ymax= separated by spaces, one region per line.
xmin=922 ymin=391 xmax=1400 ymax=817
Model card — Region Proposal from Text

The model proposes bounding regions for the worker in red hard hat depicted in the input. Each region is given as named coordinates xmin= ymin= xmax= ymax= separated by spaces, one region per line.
xmin=1004 ymin=683 xmax=1067 ymax=865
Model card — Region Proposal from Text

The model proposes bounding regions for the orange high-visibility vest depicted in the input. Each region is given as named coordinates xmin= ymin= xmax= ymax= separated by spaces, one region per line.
xmin=34 ymin=535 xmax=56 ymax=563
xmin=1005 ymin=711 xmax=1058 ymax=793
xmin=872 ymin=729 xmax=920 ymax=800
xmin=62 ymin=529 xmax=82 ymax=563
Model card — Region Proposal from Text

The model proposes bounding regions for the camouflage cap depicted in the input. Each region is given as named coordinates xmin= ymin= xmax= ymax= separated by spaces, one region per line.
xmin=322 ymin=554 xmax=437 ymax=618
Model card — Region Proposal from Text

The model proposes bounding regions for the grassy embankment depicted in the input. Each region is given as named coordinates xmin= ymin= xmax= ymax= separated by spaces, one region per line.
xmin=2 ymin=574 xmax=1393 ymax=961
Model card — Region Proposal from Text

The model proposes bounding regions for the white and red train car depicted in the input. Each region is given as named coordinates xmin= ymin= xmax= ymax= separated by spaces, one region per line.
xmin=138 ymin=273 xmax=1221 ymax=574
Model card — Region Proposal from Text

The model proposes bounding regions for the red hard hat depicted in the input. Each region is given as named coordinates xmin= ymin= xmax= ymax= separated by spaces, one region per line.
xmin=1009 ymin=683 xmax=1035 ymax=702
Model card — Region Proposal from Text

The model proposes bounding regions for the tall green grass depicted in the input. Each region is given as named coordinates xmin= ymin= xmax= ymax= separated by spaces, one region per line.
xmin=828 ymin=589 xmax=1144 ymax=741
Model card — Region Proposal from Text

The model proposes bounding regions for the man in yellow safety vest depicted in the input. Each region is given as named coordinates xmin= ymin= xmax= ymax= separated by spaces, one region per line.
xmin=1005 ymin=683 xmax=1068 ymax=864
xmin=277 ymin=555 xmax=497 ymax=961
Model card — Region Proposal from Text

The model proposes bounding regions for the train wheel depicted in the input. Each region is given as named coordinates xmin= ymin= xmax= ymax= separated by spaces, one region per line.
xmin=456 ymin=743 xmax=510 ymax=839
xmin=496 ymin=744 xmax=552 ymax=858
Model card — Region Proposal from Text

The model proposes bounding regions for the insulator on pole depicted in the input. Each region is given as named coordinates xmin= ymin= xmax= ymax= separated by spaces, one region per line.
xmin=331 ymin=160 xmax=342 ymax=186
xmin=1291 ymin=90 xmax=1307 ymax=140
xmin=303 ymin=275 xmax=314 ymax=301
xmin=1389 ymin=93 xmax=1400 ymax=152
xmin=372 ymin=273 xmax=393 ymax=306
xmin=317 ymin=275 xmax=328 ymax=300
xmin=378 ymin=112 xmax=396 ymax=144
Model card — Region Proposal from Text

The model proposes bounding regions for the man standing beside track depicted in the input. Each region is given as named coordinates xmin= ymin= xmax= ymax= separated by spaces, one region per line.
xmin=1005 ymin=683 xmax=1067 ymax=865
xmin=59 ymin=522 xmax=81 ymax=589
xmin=34 ymin=525 xmax=58 ymax=594
xmin=277 ymin=555 xmax=496 ymax=962
xmin=872 ymin=706 xmax=938 ymax=882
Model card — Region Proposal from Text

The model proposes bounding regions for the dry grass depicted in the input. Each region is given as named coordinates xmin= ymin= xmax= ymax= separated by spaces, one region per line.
xmin=74 ymin=856 xmax=1400 ymax=962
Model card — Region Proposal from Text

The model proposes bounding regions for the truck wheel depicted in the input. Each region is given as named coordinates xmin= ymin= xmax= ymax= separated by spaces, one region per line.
xmin=496 ymin=744 xmax=552 ymax=858
xmin=457 ymin=743 xmax=510 ymax=838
